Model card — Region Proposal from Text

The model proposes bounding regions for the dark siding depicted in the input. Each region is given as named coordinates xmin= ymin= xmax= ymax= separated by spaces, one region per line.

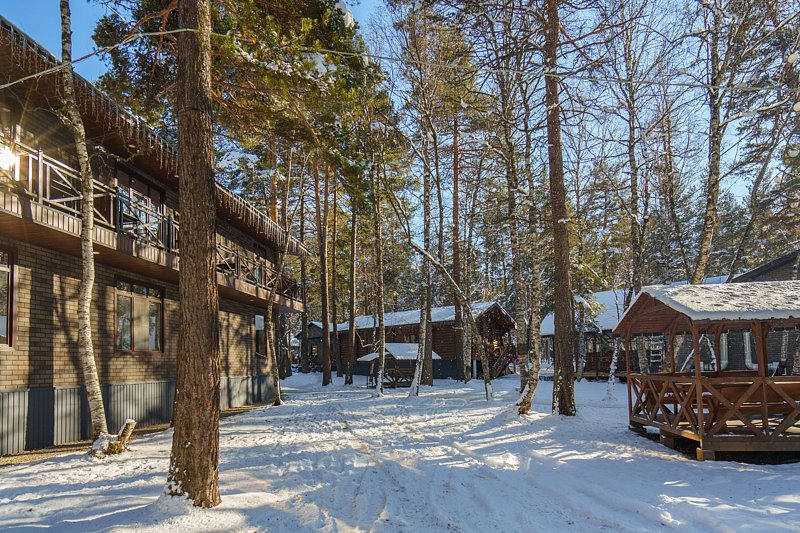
xmin=0 ymin=376 xmax=274 ymax=456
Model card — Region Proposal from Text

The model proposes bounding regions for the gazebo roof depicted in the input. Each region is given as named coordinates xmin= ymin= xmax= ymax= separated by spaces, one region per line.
xmin=614 ymin=281 xmax=800 ymax=335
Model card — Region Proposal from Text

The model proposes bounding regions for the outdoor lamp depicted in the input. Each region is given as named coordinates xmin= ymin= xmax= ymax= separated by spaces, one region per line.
xmin=0 ymin=145 xmax=16 ymax=175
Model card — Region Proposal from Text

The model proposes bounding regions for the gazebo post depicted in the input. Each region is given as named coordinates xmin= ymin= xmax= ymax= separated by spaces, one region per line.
xmin=691 ymin=325 xmax=709 ymax=460
xmin=751 ymin=321 xmax=770 ymax=437
xmin=752 ymin=321 xmax=767 ymax=378
xmin=625 ymin=331 xmax=633 ymax=425
xmin=713 ymin=323 xmax=724 ymax=376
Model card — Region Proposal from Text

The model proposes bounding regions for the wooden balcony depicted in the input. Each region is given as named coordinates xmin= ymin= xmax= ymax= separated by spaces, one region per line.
xmin=0 ymin=138 xmax=301 ymax=312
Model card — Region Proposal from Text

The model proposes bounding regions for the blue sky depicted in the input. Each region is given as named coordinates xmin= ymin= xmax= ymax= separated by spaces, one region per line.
xmin=0 ymin=0 xmax=379 ymax=81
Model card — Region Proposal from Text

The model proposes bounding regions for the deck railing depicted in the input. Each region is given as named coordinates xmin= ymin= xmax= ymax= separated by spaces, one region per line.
xmin=1 ymin=137 xmax=298 ymax=301
xmin=629 ymin=372 xmax=800 ymax=448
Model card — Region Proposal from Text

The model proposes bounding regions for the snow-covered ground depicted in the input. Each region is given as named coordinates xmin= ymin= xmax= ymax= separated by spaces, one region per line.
xmin=1 ymin=374 xmax=799 ymax=532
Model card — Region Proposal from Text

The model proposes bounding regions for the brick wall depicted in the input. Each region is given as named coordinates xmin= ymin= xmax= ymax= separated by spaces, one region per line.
xmin=0 ymin=234 xmax=274 ymax=391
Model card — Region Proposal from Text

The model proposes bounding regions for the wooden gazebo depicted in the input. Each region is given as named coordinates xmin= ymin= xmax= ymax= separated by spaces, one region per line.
xmin=614 ymin=281 xmax=800 ymax=460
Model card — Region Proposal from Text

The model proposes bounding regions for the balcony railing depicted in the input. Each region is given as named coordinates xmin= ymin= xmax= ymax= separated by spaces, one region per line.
xmin=0 ymin=137 xmax=298 ymax=302
xmin=216 ymin=241 xmax=297 ymax=299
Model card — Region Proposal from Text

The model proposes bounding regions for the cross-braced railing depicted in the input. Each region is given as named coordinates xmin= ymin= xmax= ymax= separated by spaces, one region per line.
xmin=629 ymin=373 xmax=800 ymax=444
xmin=1 ymin=136 xmax=298 ymax=302
xmin=215 ymin=241 xmax=297 ymax=300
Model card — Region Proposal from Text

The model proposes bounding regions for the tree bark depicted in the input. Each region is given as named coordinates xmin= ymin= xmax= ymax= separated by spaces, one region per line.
xmin=167 ymin=0 xmax=221 ymax=508
xmin=420 ymin=136 xmax=434 ymax=386
xmin=692 ymin=11 xmax=723 ymax=285
xmin=374 ymin=161 xmax=386 ymax=395
xmin=452 ymin=115 xmax=466 ymax=382
xmin=332 ymin=184 xmax=342 ymax=378
xmin=346 ymin=194 xmax=358 ymax=385
xmin=59 ymin=0 xmax=109 ymax=441
xmin=314 ymin=162 xmax=332 ymax=385
xmin=300 ymin=189 xmax=310 ymax=373
xmin=544 ymin=0 xmax=576 ymax=416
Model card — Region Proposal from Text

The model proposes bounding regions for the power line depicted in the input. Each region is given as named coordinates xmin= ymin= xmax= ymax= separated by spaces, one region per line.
xmin=0 ymin=23 xmax=796 ymax=99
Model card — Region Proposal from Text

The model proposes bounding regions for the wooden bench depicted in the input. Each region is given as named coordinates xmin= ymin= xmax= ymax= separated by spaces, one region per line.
xmin=384 ymin=367 xmax=414 ymax=388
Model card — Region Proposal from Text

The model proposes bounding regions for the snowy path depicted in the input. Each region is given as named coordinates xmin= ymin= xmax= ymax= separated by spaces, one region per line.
xmin=1 ymin=375 xmax=799 ymax=532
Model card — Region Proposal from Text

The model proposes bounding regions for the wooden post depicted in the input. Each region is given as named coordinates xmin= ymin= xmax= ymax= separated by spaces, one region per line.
xmin=625 ymin=332 xmax=632 ymax=420
xmin=713 ymin=323 xmax=723 ymax=376
xmin=668 ymin=330 xmax=676 ymax=376
xmin=691 ymin=325 xmax=705 ymax=444
xmin=752 ymin=321 xmax=767 ymax=378
xmin=752 ymin=321 xmax=770 ymax=437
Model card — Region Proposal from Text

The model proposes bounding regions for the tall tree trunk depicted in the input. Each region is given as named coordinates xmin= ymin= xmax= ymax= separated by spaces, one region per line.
xmin=421 ymin=139 xmax=434 ymax=386
xmin=517 ymin=173 xmax=543 ymax=414
xmin=261 ymin=156 xmax=293 ymax=405
xmin=452 ymin=115 xmax=466 ymax=382
xmin=314 ymin=162 xmax=333 ymax=385
xmin=167 ymin=0 xmax=221 ymax=508
xmin=544 ymin=0 xmax=576 ymax=416
xmin=346 ymin=195 xmax=357 ymax=385
xmin=300 ymin=189 xmax=310 ymax=373
xmin=59 ymin=0 xmax=109 ymax=441
xmin=660 ymin=110 xmax=693 ymax=281
xmin=692 ymin=13 xmax=723 ymax=285
xmin=332 ymin=185 xmax=342 ymax=378
xmin=374 ymin=162 xmax=386 ymax=395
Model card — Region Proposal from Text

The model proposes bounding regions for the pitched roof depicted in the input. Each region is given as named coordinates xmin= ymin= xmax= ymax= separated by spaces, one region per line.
xmin=732 ymin=250 xmax=799 ymax=282
xmin=540 ymin=277 xmax=728 ymax=337
xmin=357 ymin=343 xmax=442 ymax=362
xmin=341 ymin=301 xmax=514 ymax=331
xmin=540 ymin=289 xmax=628 ymax=336
xmin=614 ymin=280 xmax=800 ymax=334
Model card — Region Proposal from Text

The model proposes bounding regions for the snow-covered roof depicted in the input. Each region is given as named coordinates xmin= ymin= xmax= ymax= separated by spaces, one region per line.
xmin=617 ymin=280 xmax=800 ymax=327
xmin=356 ymin=343 xmax=442 ymax=362
xmin=342 ymin=301 xmax=513 ymax=331
xmin=540 ymin=289 xmax=628 ymax=336
xmin=540 ymin=277 xmax=731 ymax=336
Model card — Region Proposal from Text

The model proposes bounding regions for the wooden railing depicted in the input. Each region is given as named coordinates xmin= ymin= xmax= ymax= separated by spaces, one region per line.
xmin=629 ymin=373 xmax=800 ymax=446
xmin=215 ymin=241 xmax=298 ymax=299
xmin=1 ymin=137 xmax=298 ymax=302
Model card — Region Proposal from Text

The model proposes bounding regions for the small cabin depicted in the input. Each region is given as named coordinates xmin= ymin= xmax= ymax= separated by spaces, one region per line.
xmin=338 ymin=301 xmax=516 ymax=380
xmin=614 ymin=281 xmax=800 ymax=461
xmin=541 ymin=289 xmax=631 ymax=378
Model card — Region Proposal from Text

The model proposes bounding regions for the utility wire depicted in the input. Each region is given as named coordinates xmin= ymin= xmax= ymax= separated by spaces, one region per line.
xmin=0 ymin=25 xmax=797 ymax=98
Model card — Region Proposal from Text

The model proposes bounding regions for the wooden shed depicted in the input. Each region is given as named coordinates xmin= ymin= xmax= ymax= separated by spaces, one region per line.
xmin=614 ymin=281 xmax=800 ymax=460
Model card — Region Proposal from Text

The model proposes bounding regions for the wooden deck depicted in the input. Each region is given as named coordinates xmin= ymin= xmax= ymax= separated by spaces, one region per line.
xmin=628 ymin=373 xmax=800 ymax=457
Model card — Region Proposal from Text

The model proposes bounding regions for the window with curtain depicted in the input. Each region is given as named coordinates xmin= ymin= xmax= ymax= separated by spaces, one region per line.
xmin=116 ymin=280 xmax=163 ymax=352
xmin=0 ymin=251 xmax=10 ymax=346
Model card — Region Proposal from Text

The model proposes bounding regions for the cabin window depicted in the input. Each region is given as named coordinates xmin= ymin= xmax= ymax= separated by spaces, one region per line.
xmin=0 ymin=250 xmax=11 ymax=346
xmin=116 ymin=280 xmax=163 ymax=352
xmin=255 ymin=314 xmax=266 ymax=355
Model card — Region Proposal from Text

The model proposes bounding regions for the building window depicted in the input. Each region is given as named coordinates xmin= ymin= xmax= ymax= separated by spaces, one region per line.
xmin=116 ymin=280 xmax=163 ymax=352
xmin=0 ymin=250 xmax=11 ymax=346
xmin=255 ymin=314 xmax=265 ymax=355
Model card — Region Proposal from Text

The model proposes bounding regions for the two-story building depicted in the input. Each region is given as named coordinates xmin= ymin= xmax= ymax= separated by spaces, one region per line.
xmin=0 ymin=16 xmax=305 ymax=455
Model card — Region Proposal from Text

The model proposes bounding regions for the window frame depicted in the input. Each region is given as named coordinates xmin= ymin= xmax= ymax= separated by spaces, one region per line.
xmin=114 ymin=277 xmax=165 ymax=354
xmin=255 ymin=314 xmax=266 ymax=356
xmin=0 ymin=247 xmax=14 ymax=350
